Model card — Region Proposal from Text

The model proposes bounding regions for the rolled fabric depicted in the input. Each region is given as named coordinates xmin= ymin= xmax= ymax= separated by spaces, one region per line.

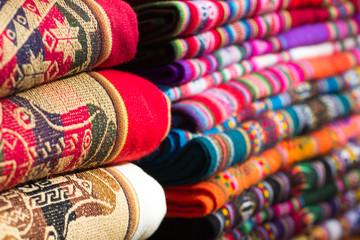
xmin=0 ymin=0 xmax=138 ymax=98
xmin=293 ymin=204 xmax=360 ymax=240
xmin=137 ymin=67 xmax=360 ymax=170
xmin=247 ymin=187 xmax=360 ymax=240
xmin=130 ymin=2 xmax=355 ymax=67
xmin=164 ymin=114 xmax=360 ymax=218
xmin=137 ymin=18 xmax=360 ymax=86
xmin=150 ymin=169 xmax=360 ymax=240
xmin=145 ymin=88 xmax=360 ymax=186
xmin=0 ymin=69 xmax=171 ymax=192
xmin=0 ymin=163 xmax=166 ymax=240
xmin=161 ymin=35 xmax=360 ymax=101
xmin=171 ymin=49 xmax=360 ymax=132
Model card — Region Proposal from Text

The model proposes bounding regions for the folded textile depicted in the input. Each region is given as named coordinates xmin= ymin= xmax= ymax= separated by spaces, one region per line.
xmin=144 ymin=89 xmax=360 ymax=185
xmin=137 ymin=67 xmax=360 ymax=170
xmin=161 ymin=35 xmax=360 ymax=101
xmin=0 ymin=69 xmax=171 ymax=192
xmin=137 ymin=18 xmax=360 ymax=86
xmin=0 ymin=0 xmax=138 ymax=98
xmin=147 ymin=140 xmax=360 ymax=240
xmin=127 ymin=0 xmax=350 ymax=8
xmin=172 ymin=49 xmax=360 ymax=132
xmin=246 ymin=188 xmax=360 ymax=240
xmin=293 ymin=204 xmax=360 ymax=240
xmin=130 ymin=2 xmax=355 ymax=67
xmin=164 ymin=114 xmax=360 ymax=217
xmin=0 ymin=163 xmax=166 ymax=240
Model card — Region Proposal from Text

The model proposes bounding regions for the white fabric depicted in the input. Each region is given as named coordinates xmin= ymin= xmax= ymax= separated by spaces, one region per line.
xmin=115 ymin=163 xmax=166 ymax=240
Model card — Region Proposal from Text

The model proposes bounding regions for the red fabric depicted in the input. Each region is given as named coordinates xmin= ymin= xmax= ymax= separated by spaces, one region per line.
xmin=98 ymin=70 xmax=171 ymax=161
xmin=95 ymin=0 xmax=138 ymax=68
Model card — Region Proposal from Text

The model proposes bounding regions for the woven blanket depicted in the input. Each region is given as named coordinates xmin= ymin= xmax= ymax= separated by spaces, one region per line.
xmin=149 ymin=168 xmax=360 ymax=240
xmin=130 ymin=2 xmax=355 ymax=67
xmin=294 ymin=204 xmax=360 ymax=240
xmin=172 ymin=49 xmax=360 ymax=132
xmin=128 ymin=0 xmax=350 ymax=8
xmin=0 ymin=163 xmax=166 ymax=240
xmin=164 ymin=114 xmax=360 ymax=218
xmin=0 ymin=0 xmax=138 ymax=98
xmin=135 ymin=0 xmax=351 ymax=43
xmin=246 ymin=188 xmax=360 ymax=240
xmin=161 ymin=35 xmax=360 ymax=101
xmin=137 ymin=67 xmax=360 ymax=170
xmin=0 ymin=69 xmax=171 ymax=192
xmin=137 ymin=18 xmax=360 ymax=86
xmin=144 ymin=89 xmax=360 ymax=186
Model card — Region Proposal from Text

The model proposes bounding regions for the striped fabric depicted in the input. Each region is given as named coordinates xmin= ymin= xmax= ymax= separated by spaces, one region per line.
xmin=164 ymin=114 xmax=360 ymax=218
xmin=138 ymin=18 xmax=360 ymax=86
xmin=161 ymin=35 xmax=360 ymax=101
xmin=172 ymin=49 xmax=360 ymax=132
xmin=144 ymin=88 xmax=360 ymax=186
xmin=131 ymin=2 xmax=355 ymax=67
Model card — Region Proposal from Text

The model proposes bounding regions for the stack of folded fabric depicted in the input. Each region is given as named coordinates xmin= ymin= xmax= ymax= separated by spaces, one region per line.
xmin=123 ymin=0 xmax=360 ymax=239
xmin=0 ymin=0 xmax=171 ymax=239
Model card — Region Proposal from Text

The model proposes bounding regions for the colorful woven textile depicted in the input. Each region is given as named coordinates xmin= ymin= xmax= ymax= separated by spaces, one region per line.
xmin=137 ymin=18 xmax=360 ymax=86
xmin=164 ymin=114 xmax=360 ymax=217
xmin=0 ymin=163 xmax=166 ymax=240
xmin=144 ymin=89 xmax=360 ymax=186
xmin=293 ymin=204 xmax=360 ymax=240
xmin=147 ymin=140 xmax=360 ymax=240
xmin=161 ymin=35 xmax=360 ymax=101
xmin=0 ymin=0 xmax=138 ymax=98
xmin=128 ymin=0 xmax=350 ymax=8
xmin=0 ymin=69 xmax=171 ymax=192
xmin=226 ymin=189 xmax=360 ymax=240
xmin=131 ymin=2 xmax=355 ymax=67
xmin=137 ymin=67 xmax=360 ymax=171
xmin=246 ymin=188 xmax=360 ymax=240
xmin=172 ymin=49 xmax=360 ymax=132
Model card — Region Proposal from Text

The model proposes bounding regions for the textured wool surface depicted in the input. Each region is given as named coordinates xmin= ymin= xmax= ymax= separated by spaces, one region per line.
xmin=164 ymin=114 xmax=360 ymax=218
xmin=137 ymin=67 xmax=360 ymax=170
xmin=245 ymin=188 xmax=360 ymax=240
xmin=293 ymin=204 xmax=360 ymax=240
xmin=160 ymin=35 xmax=360 ymax=101
xmin=138 ymin=17 xmax=360 ymax=86
xmin=171 ymin=49 xmax=360 ymax=132
xmin=149 ymin=167 xmax=360 ymax=240
xmin=143 ymin=88 xmax=360 ymax=186
xmin=130 ymin=2 xmax=355 ymax=67
xmin=135 ymin=0 xmax=340 ymax=43
xmin=0 ymin=163 xmax=166 ymax=240
xmin=0 ymin=69 xmax=171 ymax=192
xmin=0 ymin=0 xmax=138 ymax=98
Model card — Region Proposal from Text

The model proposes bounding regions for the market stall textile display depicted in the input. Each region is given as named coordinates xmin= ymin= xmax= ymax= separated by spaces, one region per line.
xmin=138 ymin=67 xmax=360 ymax=171
xmin=130 ymin=2 xmax=355 ymax=67
xmin=160 ymin=35 xmax=360 ymax=101
xmin=0 ymin=0 xmax=138 ymax=98
xmin=172 ymin=49 xmax=360 ymax=132
xmin=137 ymin=17 xmax=360 ymax=86
xmin=164 ymin=114 xmax=360 ymax=218
xmin=0 ymin=69 xmax=171 ymax=192
xmin=143 ymin=88 xmax=360 ymax=186
xmin=0 ymin=163 xmax=166 ymax=240
xmin=147 ymin=139 xmax=360 ymax=240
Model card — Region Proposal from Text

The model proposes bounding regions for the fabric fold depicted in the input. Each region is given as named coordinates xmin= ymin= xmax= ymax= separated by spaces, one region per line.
xmin=0 ymin=0 xmax=138 ymax=98
xmin=164 ymin=114 xmax=360 ymax=218
xmin=0 ymin=69 xmax=171 ymax=192
xmin=0 ymin=163 xmax=166 ymax=240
